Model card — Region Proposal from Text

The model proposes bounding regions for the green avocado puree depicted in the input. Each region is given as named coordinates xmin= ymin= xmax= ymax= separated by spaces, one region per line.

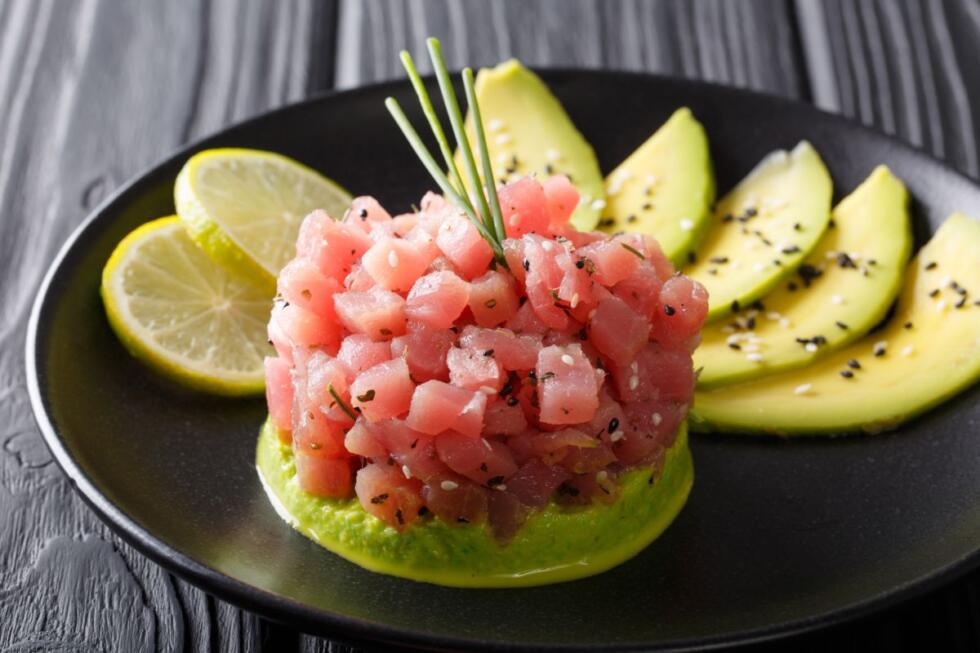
xmin=256 ymin=419 xmax=693 ymax=587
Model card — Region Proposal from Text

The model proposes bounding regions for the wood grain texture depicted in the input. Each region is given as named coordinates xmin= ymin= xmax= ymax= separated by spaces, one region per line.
xmin=796 ymin=0 xmax=980 ymax=178
xmin=0 ymin=0 xmax=329 ymax=651
xmin=2 ymin=1 xmax=980 ymax=651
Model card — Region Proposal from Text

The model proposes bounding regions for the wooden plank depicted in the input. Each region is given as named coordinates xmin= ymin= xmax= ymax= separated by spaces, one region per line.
xmin=795 ymin=0 xmax=980 ymax=178
xmin=0 ymin=1 xmax=331 ymax=651
xmin=335 ymin=0 xmax=807 ymax=98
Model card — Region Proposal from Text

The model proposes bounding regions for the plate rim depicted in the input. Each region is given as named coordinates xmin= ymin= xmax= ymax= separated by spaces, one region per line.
xmin=23 ymin=68 xmax=980 ymax=652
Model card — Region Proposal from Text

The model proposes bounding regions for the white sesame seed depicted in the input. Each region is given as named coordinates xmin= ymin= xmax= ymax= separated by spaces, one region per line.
xmin=440 ymin=480 xmax=459 ymax=491
xmin=652 ymin=412 xmax=662 ymax=426
xmin=937 ymin=300 xmax=947 ymax=311
xmin=630 ymin=361 xmax=639 ymax=372
xmin=726 ymin=334 xmax=741 ymax=345
xmin=482 ymin=438 xmax=493 ymax=451
xmin=721 ymin=325 xmax=736 ymax=333
xmin=873 ymin=340 xmax=888 ymax=355
xmin=805 ymin=343 xmax=818 ymax=353
xmin=609 ymin=430 xmax=625 ymax=442
xmin=746 ymin=352 xmax=764 ymax=362
xmin=794 ymin=383 xmax=812 ymax=395
xmin=387 ymin=250 xmax=399 ymax=268
xmin=831 ymin=294 xmax=844 ymax=305
xmin=541 ymin=240 xmax=554 ymax=251
xmin=570 ymin=293 xmax=580 ymax=308
xmin=561 ymin=354 xmax=575 ymax=366
xmin=488 ymin=118 xmax=505 ymax=132
xmin=940 ymin=275 xmax=952 ymax=286
xmin=509 ymin=214 xmax=521 ymax=227
xmin=746 ymin=309 xmax=760 ymax=318
xmin=901 ymin=345 xmax=914 ymax=357
xmin=767 ymin=312 xmax=782 ymax=320
xmin=730 ymin=261 xmax=740 ymax=270
xmin=588 ymin=309 xmax=597 ymax=320
xmin=629 ymin=375 xmax=639 ymax=391
xmin=546 ymin=148 xmax=561 ymax=161
xmin=495 ymin=484 xmax=507 ymax=491
xmin=645 ymin=174 xmax=657 ymax=184
xmin=495 ymin=133 xmax=512 ymax=145
xmin=742 ymin=343 xmax=759 ymax=353
xmin=825 ymin=251 xmax=839 ymax=260
xmin=479 ymin=385 xmax=497 ymax=395
xmin=496 ymin=152 xmax=509 ymax=165
xmin=779 ymin=318 xmax=791 ymax=328
xmin=744 ymin=241 xmax=758 ymax=251
xmin=849 ymin=252 xmax=862 ymax=261
xmin=402 ymin=465 xmax=412 ymax=479
xmin=590 ymin=198 xmax=607 ymax=211
xmin=753 ymin=262 xmax=765 ymax=271
xmin=680 ymin=218 xmax=695 ymax=231
xmin=596 ymin=470 xmax=608 ymax=482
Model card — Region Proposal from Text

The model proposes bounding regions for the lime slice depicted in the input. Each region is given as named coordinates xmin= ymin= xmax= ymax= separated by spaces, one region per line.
xmin=101 ymin=217 xmax=272 ymax=395
xmin=175 ymin=148 xmax=352 ymax=289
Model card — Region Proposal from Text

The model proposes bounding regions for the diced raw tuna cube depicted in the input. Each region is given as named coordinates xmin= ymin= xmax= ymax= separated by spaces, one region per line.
xmin=424 ymin=479 xmax=489 ymax=525
xmin=271 ymin=301 xmax=341 ymax=354
xmin=482 ymin=399 xmax=528 ymax=437
xmin=344 ymin=419 xmax=387 ymax=458
xmin=390 ymin=320 xmax=455 ymax=382
xmin=506 ymin=458 xmax=570 ymax=507
xmin=349 ymin=357 xmax=415 ymax=422
xmin=588 ymin=295 xmax=651 ymax=365
xmin=435 ymin=214 xmax=495 ymax=280
xmin=361 ymin=238 xmax=428 ymax=292
xmin=345 ymin=196 xmax=392 ymax=232
xmin=304 ymin=352 xmax=354 ymax=425
xmin=355 ymin=463 xmax=423 ymax=530
xmin=459 ymin=326 xmax=542 ymax=371
xmin=650 ymin=275 xmax=709 ymax=350
xmin=498 ymin=177 xmax=551 ymax=238
xmin=504 ymin=301 xmax=550 ymax=336
xmin=295 ymin=453 xmax=354 ymax=498
xmin=502 ymin=238 xmax=527 ymax=286
xmin=405 ymin=381 xmax=487 ymax=437
xmin=611 ymin=342 xmax=694 ymax=403
xmin=394 ymin=438 xmax=451 ymax=483
xmin=291 ymin=404 xmax=347 ymax=458
xmin=343 ymin=263 xmax=376 ymax=291
xmin=577 ymin=237 xmax=642 ymax=286
xmin=613 ymin=265 xmax=664 ymax=323
xmin=333 ymin=286 xmax=407 ymax=341
xmin=536 ymin=344 xmax=600 ymax=425
xmin=522 ymin=235 xmax=569 ymax=329
xmin=296 ymin=210 xmax=373 ymax=281
xmin=487 ymin=490 xmax=528 ymax=541
xmin=435 ymin=433 xmax=518 ymax=485
xmin=264 ymin=357 xmax=293 ymax=433
xmin=403 ymin=225 xmax=442 ymax=266
xmin=336 ymin=334 xmax=391 ymax=379
xmin=447 ymin=346 xmax=505 ymax=393
xmin=468 ymin=270 xmax=520 ymax=327
xmin=277 ymin=258 xmax=342 ymax=319
xmin=542 ymin=174 xmax=579 ymax=229
xmin=405 ymin=270 xmax=470 ymax=329
xmin=616 ymin=398 xmax=687 ymax=465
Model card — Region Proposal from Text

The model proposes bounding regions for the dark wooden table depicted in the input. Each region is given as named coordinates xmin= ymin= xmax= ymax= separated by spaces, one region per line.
xmin=2 ymin=1 xmax=979 ymax=650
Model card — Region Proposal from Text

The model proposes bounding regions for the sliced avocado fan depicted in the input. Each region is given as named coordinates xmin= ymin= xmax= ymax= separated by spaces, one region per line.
xmin=686 ymin=142 xmax=833 ymax=321
xmin=601 ymin=108 xmax=715 ymax=266
xmin=695 ymin=166 xmax=911 ymax=388
xmin=690 ymin=212 xmax=980 ymax=436
xmin=461 ymin=60 xmax=604 ymax=230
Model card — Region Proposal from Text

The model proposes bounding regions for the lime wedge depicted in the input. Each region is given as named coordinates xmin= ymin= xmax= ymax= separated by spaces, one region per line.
xmin=175 ymin=148 xmax=352 ymax=289
xmin=101 ymin=217 xmax=272 ymax=395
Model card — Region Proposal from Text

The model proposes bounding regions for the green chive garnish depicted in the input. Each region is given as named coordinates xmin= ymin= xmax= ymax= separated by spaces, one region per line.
xmin=384 ymin=37 xmax=508 ymax=266
xmin=328 ymin=383 xmax=358 ymax=421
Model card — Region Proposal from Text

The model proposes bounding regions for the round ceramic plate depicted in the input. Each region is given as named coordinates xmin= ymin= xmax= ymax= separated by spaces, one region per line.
xmin=26 ymin=71 xmax=980 ymax=651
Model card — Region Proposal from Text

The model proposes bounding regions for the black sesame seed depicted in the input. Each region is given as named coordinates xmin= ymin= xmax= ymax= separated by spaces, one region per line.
xmin=708 ymin=268 xmax=718 ymax=275
xmin=746 ymin=316 xmax=757 ymax=330
xmin=395 ymin=509 xmax=404 ymax=525
xmin=955 ymin=297 xmax=967 ymax=309
xmin=642 ymin=203 xmax=652 ymax=211
xmin=836 ymin=252 xmax=857 ymax=269
xmin=835 ymin=321 xmax=848 ymax=330
xmin=781 ymin=245 xmax=801 ymax=255
xmin=506 ymin=396 xmax=519 ymax=406
xmin=522 ymin=258 xmax=530 ymax=272
xmin=728 ymin=343 xmax=742 ymax=351
xmin=687 ymin=251 xmax=697 ymax=264
xmin=847 ymin=359 xmax=861 ymax=369
xmin=797 ymin=264 xmax=823 ymax=287
xmin=956 ymin=287 xmax=967 ymax=296
xmin=722 ymin=213 xmax=734 ymax=223
xmin=358 ymin=208 xmax=368 ymax=219
xmin=751 ymin=300 xmax=765 ymax=311
xmin=709 ymin=256 xmax=730 ymax=264
xmin=828 ymin=219 xmax=836 ymax=228
xmin=370 ymin=493 xmax=389 ymax=504
xmin=746 ymin=207 xmax=758 ymax=217
xmin=788 ymin=282 xmax=798 ymax=292
xmin=731 ymin=300 xmax=741 ymax=313
xmin=545 ymin=163 xmax=554 ymax=175
xmin=925 ymin=261 xmax=938 ymax=270
xmin=608 ymin=418 xmax=620 ymax=433
xmin=483 ymin=349 xmax=495 ymax=357
xmin=840 ymin=370 xmax=854 ymax=379
xmin=793 ymin=222 xmax=802 ymax=231
xmin=575 ymin=258 xmax=586 ymax=269
xmin=627 ymin=214 xmax=638 ymax=223
xmin=904 ymin=321 xmax=913 ymax=329
xmin=867 ymin=259 xmax=877 ymax=266
xmin=664 ymin=304 xmax=676 ymax=316
xmin=484 ymin=298 xmax=498 ymax=308
xmin=418 ymin=506 xmax=429 ymax=517
xmin=929 ymin=288 xmax=941 ymax=298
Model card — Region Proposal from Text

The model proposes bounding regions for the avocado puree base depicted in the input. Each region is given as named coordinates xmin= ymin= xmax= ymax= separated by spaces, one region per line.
xmin=256 ymin=419 xmax=693 ymax=587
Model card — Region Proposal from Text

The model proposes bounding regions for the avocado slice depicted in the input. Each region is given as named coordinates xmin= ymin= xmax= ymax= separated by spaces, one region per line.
xmin=695 ymin=166 xmax=911 ymax=388
xmin=257 ymin=418 xmax=693 ymax=587
xmin=461 ymin=60 xmax=604 ymax=230
xmin=690 ymin=213 xmax=980 ymax=435
xmin=601 ymin=108 xmax=715 ymax=265
xmin=686 ymin=142 xmax=833 ymax=321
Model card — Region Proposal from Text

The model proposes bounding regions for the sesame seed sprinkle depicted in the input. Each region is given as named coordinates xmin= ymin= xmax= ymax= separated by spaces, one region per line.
xmin=680 ymin=218 xmax=695 ymax=231
xmin=495 ymin=133 xmax=512 ymax=145
xmin=873 ymin=341 xmax=887 ymax=357
xmin=794 ymin=383 xmax=812 ymax=395
xmin=610 ymin=430 xmax=625 ymax=442
xmin=441 ymin=480 xmax=458 ymax=491
xmin=402 ymin=465 xmax=412 ymax=479
xmin=546 ymin=148 xmax=561 ymax=161
xmin=387 ymin=250 xmax=399 ymax=267
xmin=779 ymin=318 xmax=791 ymax=328
xmin=590 ymin=198 xmax=607 ymax=211
xmin=805 ymin=343 xmax=818 ymax=353
xmin=831 ymin=294 xmax=844 ymax=305
xmin=629 ymin=375 xmax=639 ymax=390
xmin=901 ymin=345 xmax=914 ymax=357
xmin=487 ymin=118 xmax=505 ymax=132
xmin=746 ymin=352 xmax=764 ymax=362
xmin=561 ymin=354 xmax=575 ymax=366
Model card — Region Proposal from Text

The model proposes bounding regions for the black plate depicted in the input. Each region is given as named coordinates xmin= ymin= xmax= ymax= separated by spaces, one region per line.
xmin=26 ymin=71 xmax=980 ymax=652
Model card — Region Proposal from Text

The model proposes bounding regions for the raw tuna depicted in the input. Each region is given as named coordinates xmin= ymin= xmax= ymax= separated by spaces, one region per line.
xmin=269 ymin=174 xmax=706 ymax=537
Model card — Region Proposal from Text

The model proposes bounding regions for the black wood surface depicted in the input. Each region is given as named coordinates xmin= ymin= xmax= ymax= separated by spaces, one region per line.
xmin=1 ymin=1 xmax=978 ymax=651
